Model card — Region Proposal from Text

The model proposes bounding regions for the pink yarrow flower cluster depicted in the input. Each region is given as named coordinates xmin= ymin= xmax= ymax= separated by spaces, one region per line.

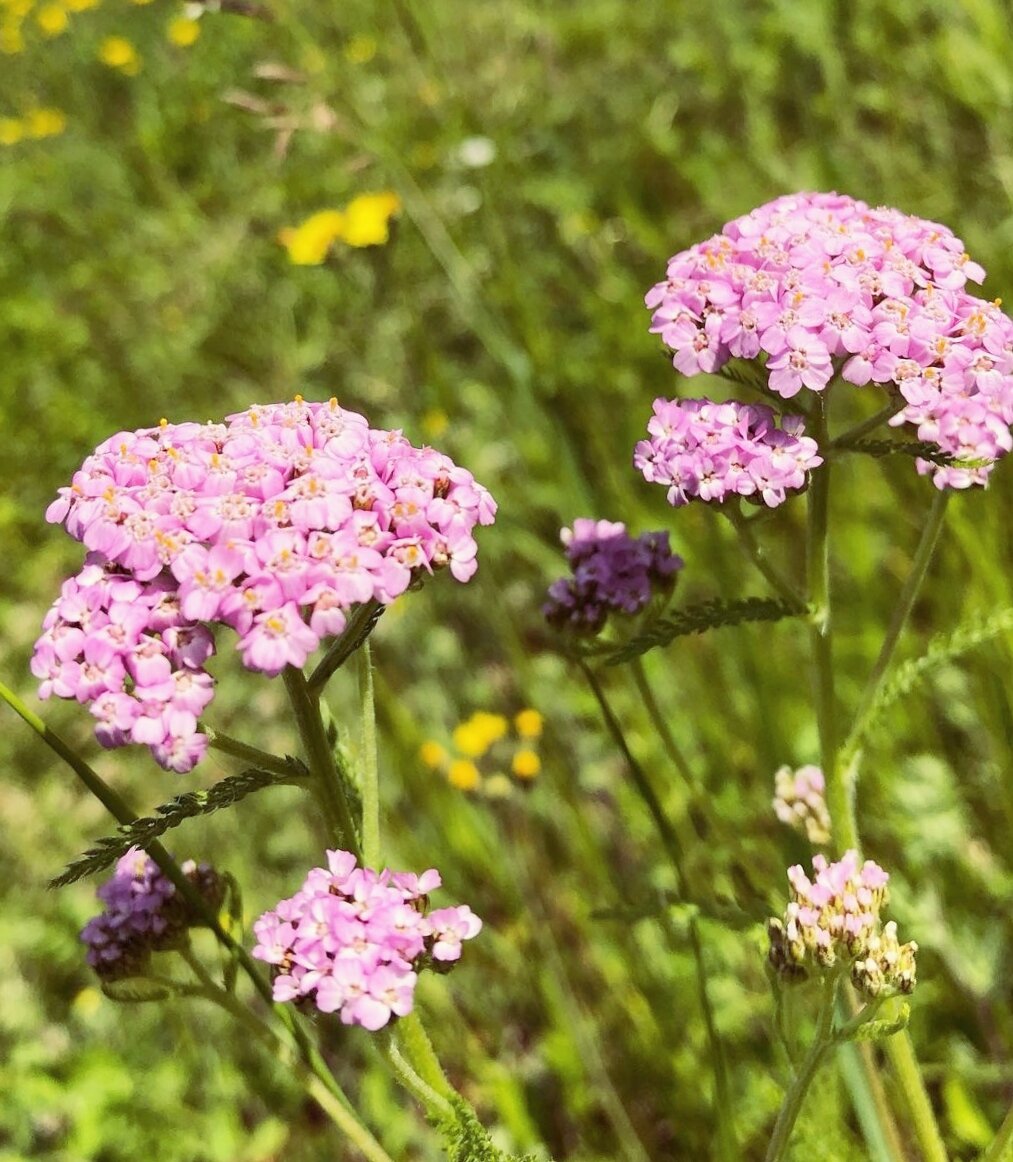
xmin=252 ymin=849 xmax=482 ymax=1031
xmin=772 ymin=763 xmax=831 ymax=846
xmin=767 ymin=851 xmax=917 ymax=997
xmin=635 ymin=398 xmax=822 ymax=508
xmin=646 ymin=191 xmax=1013 ymax=489
xmin=34 ymin=398 xmax=496 ymax=771
xmin=81 ymin=847 xmax=223 ymax=981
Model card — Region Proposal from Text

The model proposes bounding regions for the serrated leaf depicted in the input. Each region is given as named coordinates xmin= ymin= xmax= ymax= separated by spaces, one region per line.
xmin=836 ymin=438 xmax=984 ymax=467
xmin=847 ymin=1004 xmax=910 ymax=1042
xmin=604 ymin=596 xmax=803 ymax=665
xmin=847 ymin=607 xmax=1013 ymax=752
xmin=51 ymin=764 xmax=306 ymax=888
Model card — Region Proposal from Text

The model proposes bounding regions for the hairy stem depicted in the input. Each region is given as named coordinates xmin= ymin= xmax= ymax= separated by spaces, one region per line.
xmin=725 ymin=505 xmax=808 ymax=613
xmin=358 ymin=640 xmax=381 ymax=867
xmin=308 ymin=599 xmax=384 ymax=697
xmin=283 ymin=666 xmax=361 ymax=857
xmin=202 ymin=725 xmax=303 ymax=779
xmin=829 ymin=398 xmax=907 ymax=448
xmin=807 ymin=397 xmax=856 ymax=853
xmin=765 ymin=981 xmax=838 ymax=1162
xmin=844 ymin=489 xmax=950 ymax=760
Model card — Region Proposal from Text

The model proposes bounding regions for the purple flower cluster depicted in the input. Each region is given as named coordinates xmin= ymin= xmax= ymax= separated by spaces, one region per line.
xmin=767 ymin=851 xmax=917 ymax=997
xmin=634 ymin=398 xmax=823 ymax=508
xmin=543 ymin=518 xmax=683 ymax=633
xmin=34 ymin=398 xmax=496 ymax=771
xmin=252 ymin=849 xmax=482 ymax=1031
xmin=81 ymin=848 xmax=223 ymax=981
xmin=646 ymin=191 xmax=1013 ymax=489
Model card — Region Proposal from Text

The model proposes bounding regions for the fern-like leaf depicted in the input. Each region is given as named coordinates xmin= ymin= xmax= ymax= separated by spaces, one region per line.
xmin=836 ymin=438 xmax=990 ymax=468
xmin=51 ymin=764 xmax=307 ymax=888
xmin=847 ymin=606 xmax=1013 ymax=751
xmin=605 ymin=596 xmax=803 ymax=666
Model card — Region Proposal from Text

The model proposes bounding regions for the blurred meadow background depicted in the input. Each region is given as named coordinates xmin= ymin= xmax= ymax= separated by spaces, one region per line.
xmin=2 ymin=1 xmax=1013 ymax=1158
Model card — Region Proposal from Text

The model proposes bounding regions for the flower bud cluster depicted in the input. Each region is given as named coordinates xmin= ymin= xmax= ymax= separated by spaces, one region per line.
xmin=772 ymin=764 xmax=832 ymax=845
xmin=81 ymin=848 xmax=223 ymax=981
xmin=646 ymin=191 xmax=1013 ymax=489
xmin=634 ymin=398 xmax=822 ymax=509
xmin=543 ymin=518 xmax=683 ymax=633
xmin=252 ymin=849 xmax=482 ymax=1031
xmin=767 ymin=851 xmax=917 ymax=998
xmin=35 ymin=398 xmax=496 ymax=771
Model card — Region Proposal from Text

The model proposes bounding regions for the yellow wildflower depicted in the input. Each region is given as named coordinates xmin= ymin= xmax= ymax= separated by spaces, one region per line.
xmin=167 ymin=14 xmax=200 ymax=46
xmin=418 ymin=740 xmax=448 ymax=770
xmin=0 ymin=23 xmax=24 ymax=53
xmin=511 ymin=749 xmax=541 ymax=780
xmin=421 ymin=409 xmax=448 ymax=440
xmin=453 ymin=712 xmax=508 ymax=759
xmin=278 ymin=210 xmax=345 ymax=266
xmin=484 ymin=774 xmax=514 ymax=799
xmin=448 ymin=759 xmax=480 ymax=792
xmin=343 ymin=33 xmax=376 ymax=64
xmin=514 ymin=708 xmax=543 ymax=739
xmin=36 ymin=3 xmax=68 ymax=35
xmin=99 ymin=35 xmax=141 ymax=74
xmin=0 ymin=117 xmax=23 ymax=145
xmin=340 ymin=192 xmax=401 ymax=248
xmin=25 ymin=107 xmax=66 ymax=137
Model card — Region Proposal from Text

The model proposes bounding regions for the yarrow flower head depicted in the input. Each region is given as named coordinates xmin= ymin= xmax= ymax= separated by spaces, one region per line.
xmin=34 ymin=398 xmax=496 ymax=771
xmin=767 ymin=851 xmax=917 ymax=998
xmin=252 ymin=850 xmax=482 ymax=1031
xmin=646 ymin=191 xmax=1013 ymax=490
xmin=81 ymin=848 xmax=223 ymax=981
xmin=772 ymin=763 xmax=831 ymax=845
xmin=543 ymin=518 xmax=683 ymax=633
xmin=635 ymin=398 xmax=822 ymax=508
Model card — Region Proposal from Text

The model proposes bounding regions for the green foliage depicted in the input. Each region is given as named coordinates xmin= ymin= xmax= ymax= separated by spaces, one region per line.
xmin=3 ymin=0 xmax=1013 ymax=1158
xmin=50 ymin=766 xmax=306 ymax=887
xmin=848 ymin=607 xmax=1013 ymax=752
xmin=605 ymin=595 xmax=803 ymax=665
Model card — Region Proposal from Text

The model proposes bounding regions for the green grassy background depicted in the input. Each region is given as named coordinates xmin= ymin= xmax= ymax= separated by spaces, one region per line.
xmin=2 ymin=1 xmax=1013 ymax=1158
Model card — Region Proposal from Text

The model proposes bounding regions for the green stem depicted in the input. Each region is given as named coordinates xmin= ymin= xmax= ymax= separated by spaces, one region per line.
xmin=178 ymin=950 xmax=396 ymax=1162
xmin=580 ymin=661 xmax=737 ymax=1155
xmin=0 ymin=682 xmax=366 ymax=1132
xmin=843 ymin=490 xmax=950 ymax=759
xmin=765 ymin=981 xmax=838 ymax=1162
xmin=579 ymin=660 xmax=685 ymax=883
xmin=724 ymin=505 xmax=808 ymax=613
xmin=202 ymin=725 xmax=303 ymax=779
xmin=982 ymin=1099 xmax=1013 ymax=1162
xmin=358 ymin=640 xmax=380 ymax=867
xmin=829 ymin=398 xmax=907 ymax=448
xmin=307 ymin=599 xmax=384 ymax=697
xmin=806 ymin=397 xmax=856 ymax=853
xmin=282 ymin=666 xmax=361 ymax=857
xmin=883 ymin=1035 xmax=949 ymax=1162
xmin=380 ymin=1032 xmax=455 ymax=1122
xmin=629 ymin=657 xmax=698 ymax=791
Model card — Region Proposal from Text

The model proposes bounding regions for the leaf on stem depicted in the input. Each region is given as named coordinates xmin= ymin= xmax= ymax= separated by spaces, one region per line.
xmin=847 ymin=606 xmax=1013 ymax=751
xmin=604 ymin=596 xmax=803 ymax=665
xmin=834 ymin=438 xmax=985 ymax=467
xmin=50 ymin=765 xmax=307 ymax=887
xmin=846 ymin=1004 xmax=910 ymax=1043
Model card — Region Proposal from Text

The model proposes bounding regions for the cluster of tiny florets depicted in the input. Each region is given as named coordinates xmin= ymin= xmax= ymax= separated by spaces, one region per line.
xmin=646 ymin=191 xmax=1013 ymax=489
xmin=81 ymin=848 xmax=223 ymax=981
xmin=252 ymin=850 xmax=482 ymax=1031
xmin=634 ymin=398 xmax=823 ymax=508
xmin=767 ymin=851 xmax=917 ymax=998
xmin=772 ymin=764 xmax=832 ymax=845
xmin=33 ymin=398 xmax=496 ymax=771
xmin=543 ymin=518 xmax=683 ymax=633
